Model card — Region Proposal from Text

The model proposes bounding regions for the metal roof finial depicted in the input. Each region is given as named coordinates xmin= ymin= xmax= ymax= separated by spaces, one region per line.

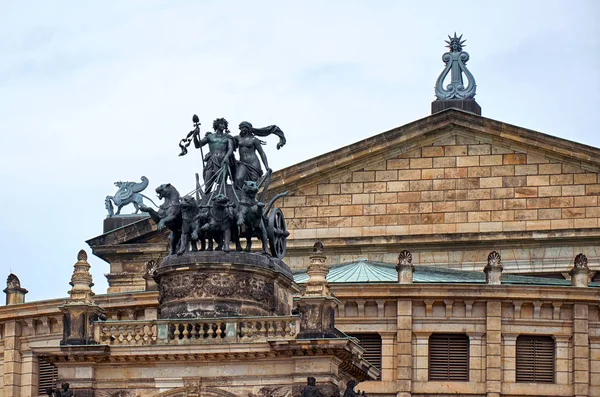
xmin=435 ymin=33 xmax=476 ymax=100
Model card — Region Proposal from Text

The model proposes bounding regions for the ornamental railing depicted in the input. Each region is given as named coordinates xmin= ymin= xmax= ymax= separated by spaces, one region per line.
xmin=94 ymin=316 xmax=298 ymax=346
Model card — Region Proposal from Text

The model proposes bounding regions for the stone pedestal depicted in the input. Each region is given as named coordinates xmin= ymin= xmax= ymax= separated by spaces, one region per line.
xmin=103 ymin=215 xmax=149 ymax=233
xmin=432 ymin=98 xmax=481 ymax=115
xmin=154 ymin=251 xmax=297 ymax=319
xmin=295 ymin=296 xmax=341 ymax=339
xmin=59 ymin=303 xmax=106 ymax=345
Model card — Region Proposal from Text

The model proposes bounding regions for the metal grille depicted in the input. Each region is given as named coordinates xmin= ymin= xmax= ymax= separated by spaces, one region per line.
xmin=38 ymin=359 xmax=57 ymax=395
xmin=348 ymin=333 xmax=382 ymax=378
xmin=516 ymin=335 xmax=555 ymax=383
xmin=428 ymin=334 xmax=469 ymax=381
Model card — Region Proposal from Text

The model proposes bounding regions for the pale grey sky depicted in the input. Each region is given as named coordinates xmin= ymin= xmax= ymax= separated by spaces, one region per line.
xmin=0 ymin=1 xmax=598 ymax=302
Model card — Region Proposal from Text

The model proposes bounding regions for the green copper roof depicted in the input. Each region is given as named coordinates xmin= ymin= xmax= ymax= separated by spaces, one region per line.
xmin=292 ymin=260 xmax=600 ymax=287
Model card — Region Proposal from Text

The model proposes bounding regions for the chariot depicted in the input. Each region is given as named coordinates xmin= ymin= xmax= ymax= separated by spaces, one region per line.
xmin=187 ymin=164 xmax=290 ymax=259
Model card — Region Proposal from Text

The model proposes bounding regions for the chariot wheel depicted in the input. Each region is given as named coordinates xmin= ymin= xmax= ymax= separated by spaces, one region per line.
xmin=267 ymin=208 xmax=289 ymax=259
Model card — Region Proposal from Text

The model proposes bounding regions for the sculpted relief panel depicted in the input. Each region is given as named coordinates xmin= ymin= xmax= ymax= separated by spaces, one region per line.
xmin=158 ymin=272 xmax=274 ymax=305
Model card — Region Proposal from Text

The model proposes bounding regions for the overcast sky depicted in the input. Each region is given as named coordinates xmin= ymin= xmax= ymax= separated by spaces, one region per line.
xmin=0 ymin=1 xmax=599 ymax=302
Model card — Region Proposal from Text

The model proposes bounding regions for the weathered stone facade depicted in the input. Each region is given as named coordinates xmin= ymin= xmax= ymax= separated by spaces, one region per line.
xmin=266 ymin=110 xmax=600 ymax=278
xmin=0 ymin=109 xmax=599 ymax=397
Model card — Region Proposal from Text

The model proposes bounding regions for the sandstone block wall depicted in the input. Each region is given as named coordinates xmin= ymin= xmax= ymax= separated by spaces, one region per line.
xmin=281 ymin=133 xmax=600 ymax=272
xmin=283 ymin=135 xmax=600 ymax=240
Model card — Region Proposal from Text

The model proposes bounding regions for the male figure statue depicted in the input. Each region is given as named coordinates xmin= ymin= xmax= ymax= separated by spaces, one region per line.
xmin=194 ymin=118 xmax=235 ymax=193
xmin=300 ymin=377 xmax=323 ymax=397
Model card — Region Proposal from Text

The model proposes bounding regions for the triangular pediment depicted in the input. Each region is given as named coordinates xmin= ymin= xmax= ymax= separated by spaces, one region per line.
xmin=268 ymin=109 xmax=600 ymax=193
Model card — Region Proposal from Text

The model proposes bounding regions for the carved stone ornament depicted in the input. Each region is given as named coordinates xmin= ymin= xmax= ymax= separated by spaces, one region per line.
xmin=574 ymin=253 xmax=588 ymax=268
xmin=158 ymin=272 xmax=274 ymax=305
xmin=68 ymin=249 xmax=95 ymax=303
xmin=397 ymin=250 xmax=413 ymax=267
xmin=250 ymin=385 xmax=292 ymax=397
xmin=435 ymin=33 xmax=477 ymax=100
xmin=4 ymin=273 xmax=28 ymax=305
xmin=313 ymin=241 xmax=324 ymax=254
xmin=486 ymin=251 xmax=503 ymax=269
xmin=304 ymin=242 xmax=330 ymax=296
xmin=146 ymin=259 xmax=158 ymax=275
xmin=6 ymin=273 xmax=21 ymax=289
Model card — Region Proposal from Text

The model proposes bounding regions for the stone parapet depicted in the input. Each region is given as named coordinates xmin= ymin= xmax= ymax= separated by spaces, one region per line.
xmin=94 ymin=315 xmax=299 ymax=346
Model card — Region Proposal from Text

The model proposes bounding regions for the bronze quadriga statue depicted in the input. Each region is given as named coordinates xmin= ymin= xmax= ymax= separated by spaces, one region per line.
xmin=144 ymin=115 xmax=289 ymax=259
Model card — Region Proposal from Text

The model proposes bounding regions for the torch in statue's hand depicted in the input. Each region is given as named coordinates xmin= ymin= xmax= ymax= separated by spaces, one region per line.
xmin=178 ymin=114 xmax=201 ymax=156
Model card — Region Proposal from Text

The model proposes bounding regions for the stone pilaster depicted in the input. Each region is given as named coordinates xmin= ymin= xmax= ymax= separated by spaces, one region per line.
xmin=573 ymin=303 xmax=589 ymax=397
xmin=396 ymin=299 xmax=413 ymax=396
xmin=413 ymin=332 xmax=431 ymax=384
xmin=379 ymin=332 xmax=396 ymax=382
xmin=483 ymin=251 xmax=503 ymax=285
xmin=59 ymin=250 xmax=106 ymax=346
xmin=2 ymin=320 xmax=22 ymax=397
xmin=570 ymin=253 xmax=590 ymax=288
xmin=20 ymin=351 xmax=37 ymax=397
xmin=3 ymin=273 xmax=28 ymax=305
xmin=501 ymin=334 xmax=518 ymax=383
xmin=469 ymin=332 xmax=486 ymax=383
xmin=396 ymin=250 xmax=414 ymax=284
xmin=486 ymin=301 xmax=502 ymax=397
xmin=554 ymin=335 xmax=572 ymax=385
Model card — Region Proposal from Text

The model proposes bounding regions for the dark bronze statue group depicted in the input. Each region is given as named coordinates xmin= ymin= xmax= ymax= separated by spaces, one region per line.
xmin=138 ymin=116 xmax=289 ymax=259
xmin=45 ymin=383 xmax=73 ymax=397
xmin=298 ymin=378 xmax=367 ymax=397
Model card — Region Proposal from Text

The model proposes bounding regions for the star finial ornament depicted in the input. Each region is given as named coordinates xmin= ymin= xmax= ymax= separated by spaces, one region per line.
xmin=445 ymin=32 xmax=467 ymax=53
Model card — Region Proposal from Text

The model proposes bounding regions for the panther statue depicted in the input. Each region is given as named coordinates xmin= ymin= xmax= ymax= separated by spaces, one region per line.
xmin=200 ymin=194 xmax=240 ymax=252
xmin=177 ymin=196 xmax=201 ymax=255
xmin=237 ymin=181 xmax=269 ymax=254
xmin=139 ymin=183 xmax=182 ymax=255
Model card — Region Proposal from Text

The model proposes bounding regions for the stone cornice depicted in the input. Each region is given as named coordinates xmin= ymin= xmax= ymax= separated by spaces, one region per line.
xmin=285 ymin=228 xmax=600 ymax=253
xmin=0 ymin=291 xmax=158 ymax=321
xmin=33 ymin=338 xmax=380 ymax=380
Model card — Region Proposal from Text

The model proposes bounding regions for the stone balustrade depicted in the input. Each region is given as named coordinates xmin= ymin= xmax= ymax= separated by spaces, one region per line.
xmin=94 ymin=316 xmax=298 ymax=346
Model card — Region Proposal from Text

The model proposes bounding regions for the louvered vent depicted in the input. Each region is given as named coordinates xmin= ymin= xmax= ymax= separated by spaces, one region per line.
xmin=516 ymin=335 xmax=555 ymax=383
xmin=348 ymin=333 xmax=382 ymax=379
xmin=38 ymin=359 xmax=57 ymax=395
xmin=429 ymin=334 xmax=469 ymax=381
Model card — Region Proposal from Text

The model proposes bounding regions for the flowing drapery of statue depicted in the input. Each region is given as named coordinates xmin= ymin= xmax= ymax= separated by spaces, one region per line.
xmin=140 ymin=114 xmax=289 ymax=259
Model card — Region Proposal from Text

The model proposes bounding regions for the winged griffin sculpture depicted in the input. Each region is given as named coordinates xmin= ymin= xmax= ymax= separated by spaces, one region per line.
xmin=105 ymin=176 xmax=157 ymax=216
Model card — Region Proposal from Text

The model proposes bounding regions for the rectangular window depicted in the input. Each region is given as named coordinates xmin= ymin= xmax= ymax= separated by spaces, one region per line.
xmin=516 ymin=335 xmax=555 ymax=383
xmin=38 ymin=359 xmax=57 ymax=395
xmin=429 ymin=333 xmax=469 ymax=381
xmin=348 ymin=333 xmax=382 ymax=379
